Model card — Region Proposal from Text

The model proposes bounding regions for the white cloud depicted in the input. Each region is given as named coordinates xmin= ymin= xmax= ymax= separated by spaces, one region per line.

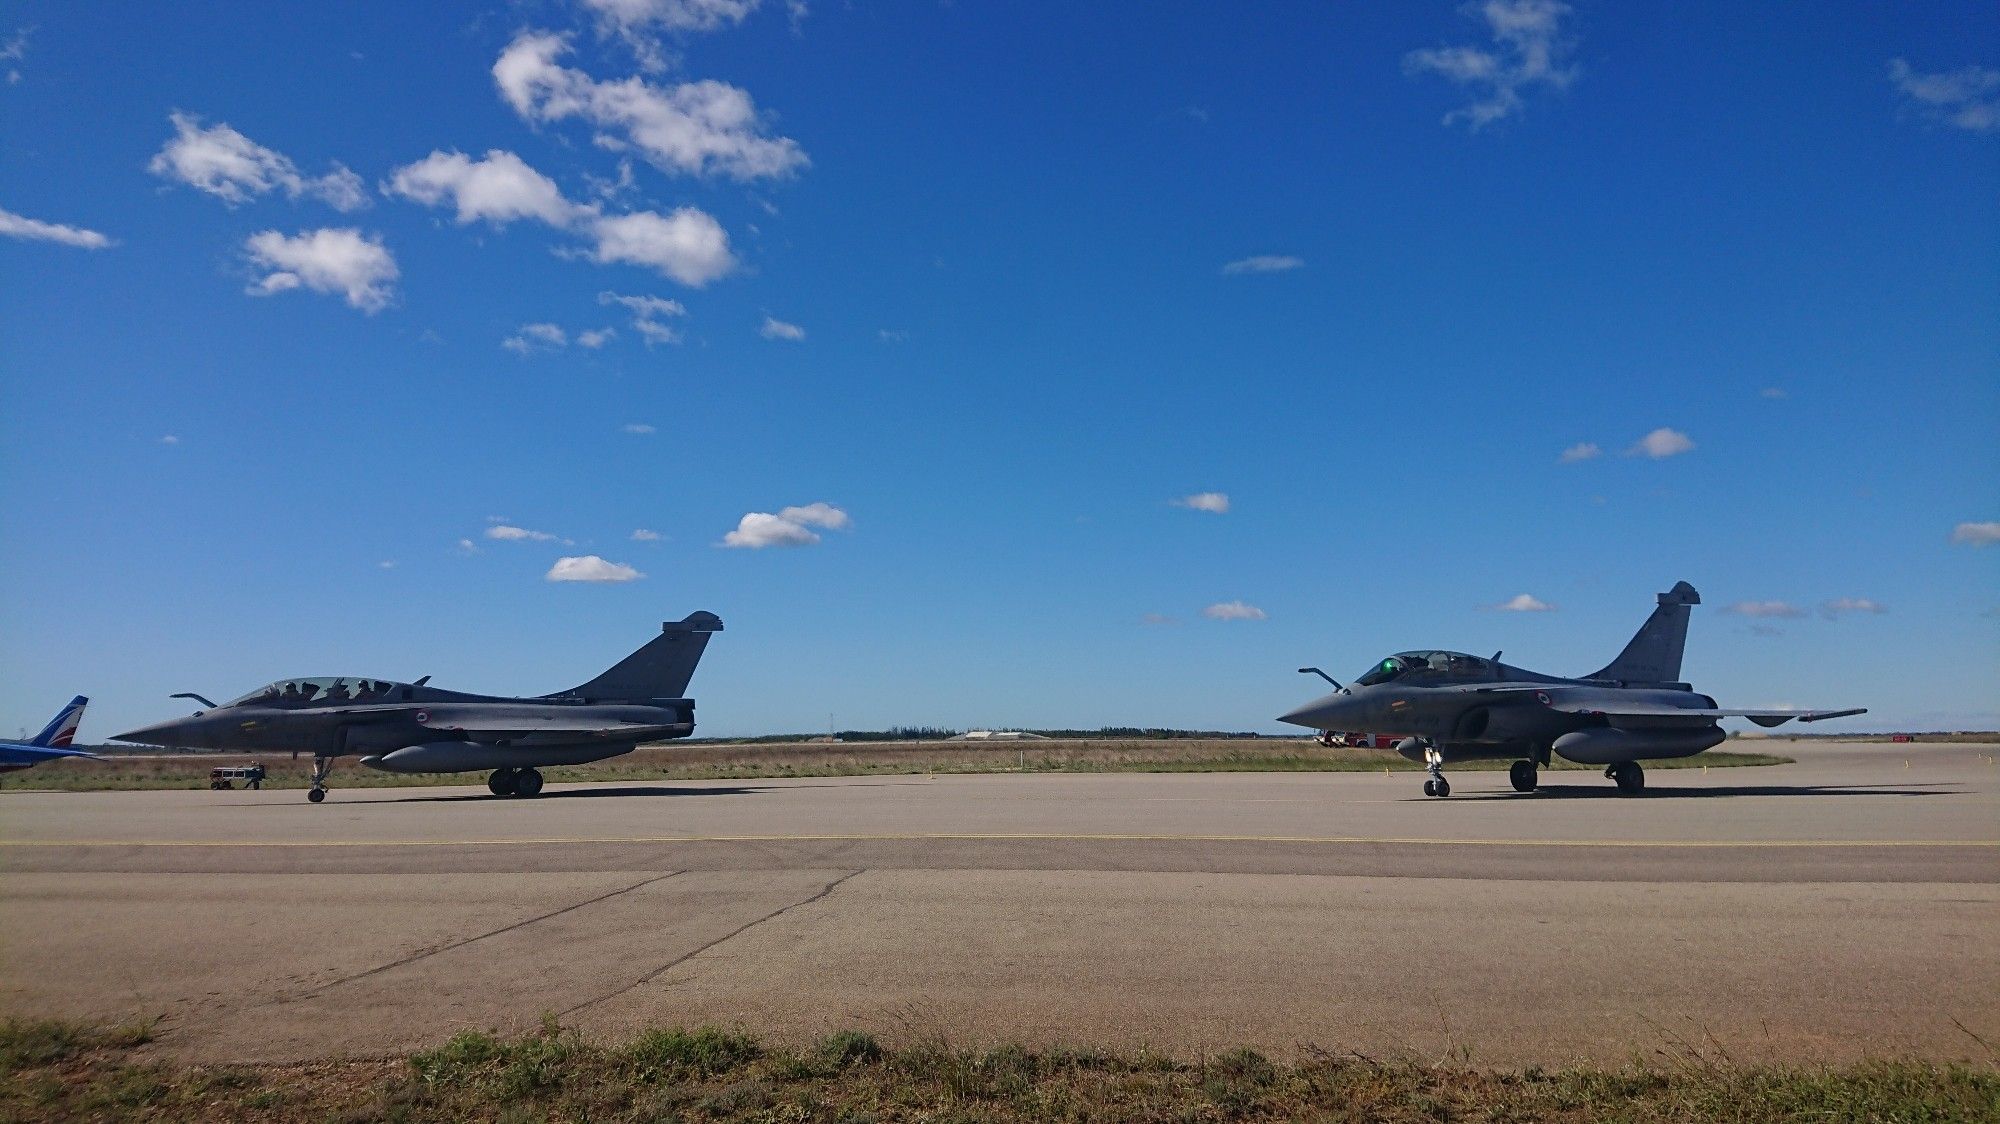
xmin=503 ymin=322 xmax=569 ymax=354
xmin=494 ymin=31 xmax=807 ymax=181
xmin=720 ymin=502 xmax=850 ymax=548
xmin=600 ymin=290 xmax=687 ymax=345
xmin=1404 ymin=0 xmax=1578 ymax=129
xmin=1821 ymin=597 xmax=1887 ymax=618
xmin=457 ymin=538 xmax=479 ymax=553
xmin=1140 ymin=613 xmax=1178 ymax=626
xmin=383 ymin=149 xmax=581 ymax=227
xmin=1888 ymin=58 xmax=1999 ymax=133
xmin=878 ymin=328 xmax=908 ymax=343
xmin=486 ymin=524 xmax=558 ymax=542
xmin=631 ymin=528 xmax=663 ymax=541
xmin=0 ymin=206 xmax=114 ymax=249
xmin=1627 ymin=427 xmax=1694 ymax=459
xmin=622 ymin=422 xmax=657 ymax=434
xmin=580 ymin=0 xmax=761 ymax=68
xmin=1202 ymin=600 xmax=1268 ymax=621
xmin=778 ymin=502 xmax=849 ymax=529
xmin=722 ymin=511 xmax=820 ymax=548
xmin=576 ymin=327 xmax=615 ymax=348
xmin=1491 ymin=593 xmax=1555 ymax=612
xmin=378 ymin=560 xmax=397 ymax=569
xmin=586 ymin=207 xmax=736 ymax=286
xmin=1172 ymin=491 xmax=1230 ymax=514
xmin=546 ymin=555 xmax=645 ymax=582
xmin=159 ymin=434 xmax=180 ymax=445
xmin=149 ymin=112 xmax=367 ymax=210
xmin=385 ymin=151 xmax=735 ymax=288
xmin=3 ymin=26 xmax=30 ymax=84
xmin=1951 ymin=521 xmax=2000 ymax=546
xmin=1724 ymin=600 xmax=1806 ymax=619
xmin=1221 ymin=255 xmax=1303 ymax=275
xmin=1558 ymin=441 xmax=1600 ymax=463
xmin=243 ymin=228 xmax=398 ymax=312
xmin=760 ymin=315 xmax=805 ymax=341
xmin=1760 ymin=387 xmax=1788 ymax=400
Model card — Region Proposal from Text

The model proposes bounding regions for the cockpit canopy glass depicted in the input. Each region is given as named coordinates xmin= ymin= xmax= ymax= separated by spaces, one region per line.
xmin=225 ymin=677 xmax=407 ymax=707
xmin=1353 ymin=651 xmax=1491 ymax=686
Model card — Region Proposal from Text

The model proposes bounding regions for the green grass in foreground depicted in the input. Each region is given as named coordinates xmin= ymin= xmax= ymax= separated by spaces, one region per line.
xmin=1 ymin=1016 xmax=1992 ymax=1123
xmin=0 ymin=739 xmax=1792 ymax=792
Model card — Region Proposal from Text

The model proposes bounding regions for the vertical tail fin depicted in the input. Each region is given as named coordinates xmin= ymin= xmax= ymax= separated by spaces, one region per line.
xmin=32 ymin=696 xmax=89 ymax=748
xmin=1585 ymin=583 xmax=1699 ymax=684
xmin=546 ymin=613 xmax=723 ymax=702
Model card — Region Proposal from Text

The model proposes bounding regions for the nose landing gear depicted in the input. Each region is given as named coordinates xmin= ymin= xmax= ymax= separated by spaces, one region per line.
xmin=307 ymin=756 xmax=333 ymax=803
xmin=1422 ymin=746 xmax=1450 ymax=797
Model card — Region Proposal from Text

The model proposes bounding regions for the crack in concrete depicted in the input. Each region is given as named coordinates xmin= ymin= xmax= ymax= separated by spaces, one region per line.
xmin=557 ymin=869 xmax=862 ymax=1018
xmin=275 ymin=871 xmax=685 ymax=1003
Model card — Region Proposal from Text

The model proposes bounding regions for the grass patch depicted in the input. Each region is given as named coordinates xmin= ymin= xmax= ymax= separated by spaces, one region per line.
xmin=1 ymin=1017 xmax=1993 ymax=1123
xmin=0 ymin=739 xmax=1792 ymax=792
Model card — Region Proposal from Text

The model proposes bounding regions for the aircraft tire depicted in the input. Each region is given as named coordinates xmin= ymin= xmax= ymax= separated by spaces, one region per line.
xmin=1422 ymin=779 xmax=1436 ymax=797
xmin=513 ymin=768 xmax=545 ymax=797
xmin=1612 ymin=761 xmax=1645 ymax=794
xmin=1434 ymin=778 xmax=1450 ymax=798
xmin=487 ymin=769 xmax=517 ymax=797
xmin=1509 ymin=760 xmax=1538 ymax=793
xmin=307 ymin=787 xmax=326 ymax=803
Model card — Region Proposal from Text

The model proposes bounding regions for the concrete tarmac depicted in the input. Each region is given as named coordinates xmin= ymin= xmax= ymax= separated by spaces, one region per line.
xmin=2 ymin=740 xmax=1994 ymax=1066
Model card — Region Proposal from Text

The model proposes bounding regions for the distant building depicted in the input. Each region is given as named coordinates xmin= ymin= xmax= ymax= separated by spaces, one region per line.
xmin=949 ymin=730 xmax=1051 ymax=741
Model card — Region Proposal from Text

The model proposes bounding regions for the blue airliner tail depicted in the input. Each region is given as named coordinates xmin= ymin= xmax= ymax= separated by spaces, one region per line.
xmin=31 ymin=696 xmax=89 ymax=748
xmin=0 ymin=696 xmax=101 ymax=772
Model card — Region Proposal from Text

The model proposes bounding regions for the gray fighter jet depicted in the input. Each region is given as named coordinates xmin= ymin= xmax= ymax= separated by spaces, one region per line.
xmin=114 ymin=612 xmax=722 ymax=802
xmin=1277 ymin=583 xmax=1863 ymax=797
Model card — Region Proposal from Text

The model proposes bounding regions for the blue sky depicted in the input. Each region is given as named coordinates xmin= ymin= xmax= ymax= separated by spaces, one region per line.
xmin=3 ymin=1 xmax=1995 ymax=739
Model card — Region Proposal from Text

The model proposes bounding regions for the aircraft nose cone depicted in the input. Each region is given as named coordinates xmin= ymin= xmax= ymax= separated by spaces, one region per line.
xmin=1277 ymin=693 xmax=1350 ymax=730
xmin=114 ymin=720 xmax=186 ymax=745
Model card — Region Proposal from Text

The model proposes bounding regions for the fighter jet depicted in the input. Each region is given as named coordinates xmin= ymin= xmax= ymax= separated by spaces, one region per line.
xmin=1277 ymin=583 xmax=1864 ymax=797
xmin=115 ymin=612 xmax=721 ymax=802
xmin=0 ymin=696 xmax=101 ymax=773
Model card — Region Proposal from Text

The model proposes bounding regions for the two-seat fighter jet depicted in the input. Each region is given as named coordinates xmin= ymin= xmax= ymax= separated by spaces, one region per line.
xmin=1277 ymin=583 xmax=1864 ymax=797
xmin=115 ymin=612 xmax=721 ymax=802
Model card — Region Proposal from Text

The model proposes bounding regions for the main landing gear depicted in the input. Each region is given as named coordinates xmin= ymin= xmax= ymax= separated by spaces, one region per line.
xmin=307 ymin=755 xmax=333 ymax=803
xmin=1606 ymin=760 xmax=1646 ymax=794
xmin=1420 ymin=746 xmax=1450 ymax=798
xmin=1509 ymin=759 xmax=1539 ymax=793
xmin=486 ymin=767 xmax=545 ymax=798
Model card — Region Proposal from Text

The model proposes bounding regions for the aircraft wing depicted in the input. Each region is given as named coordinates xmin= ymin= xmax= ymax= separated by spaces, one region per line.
xmin=0 ymin=744 xmax=103 ymax=766
xmin=1541 ymin=699 xmax=1867 ymax=728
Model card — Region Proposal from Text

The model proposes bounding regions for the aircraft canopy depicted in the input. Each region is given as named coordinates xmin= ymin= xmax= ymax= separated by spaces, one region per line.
xmin=1354 ymin=651 xmax=1492 ymax=686
xmin=226 ymin=677 xmax=409 ymax=707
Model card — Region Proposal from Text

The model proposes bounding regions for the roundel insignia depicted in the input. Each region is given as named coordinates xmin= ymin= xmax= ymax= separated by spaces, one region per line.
xmin=415 ymin=709 xmax=430 ymax=724
xmin=1535 ymin=691 xmax=1551 ymax=705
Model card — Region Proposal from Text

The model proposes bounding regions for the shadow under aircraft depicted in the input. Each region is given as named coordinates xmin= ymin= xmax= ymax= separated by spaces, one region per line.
xmin=1278 ymin=583 xmax=1865 ymax=797
xmin=116 ymin=612 xmax=722 ymax=803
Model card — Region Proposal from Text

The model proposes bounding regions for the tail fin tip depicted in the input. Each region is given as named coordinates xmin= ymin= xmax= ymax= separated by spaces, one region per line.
xmin=1586 ymin=582 xmax=1700 ymax=684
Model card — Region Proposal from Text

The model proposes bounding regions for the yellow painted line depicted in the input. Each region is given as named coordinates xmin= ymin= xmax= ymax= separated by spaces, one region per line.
xmin=0 ymin=832 xmax=1993 ymax=849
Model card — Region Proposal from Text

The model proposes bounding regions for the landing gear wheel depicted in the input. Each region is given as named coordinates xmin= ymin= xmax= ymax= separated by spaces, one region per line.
xmin=1509 ymin=760 xmax=1539 ymax=793
xmin=307 ymin=755 xmax=335 ymax=802
xmin=1421 ymin=745 xmax=1449 ymax=797
xmin=307 ymin=787 xmax=326 ymax=803
xmin=512 ymin=768 xmax=545 ymax=797
xmin=1609 ymin=761 xmax=1645 ymax=794
xmin=487 ymin=768 xmax=517 ymax=797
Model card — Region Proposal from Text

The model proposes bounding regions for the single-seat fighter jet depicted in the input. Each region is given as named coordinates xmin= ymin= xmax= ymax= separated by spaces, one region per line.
xmin=0 ymin=696 xmax=101 ymax=773
xmin=115 ymin=613 xmax=721 ymax=802
xmin=1277 ymin=583 xmax=1864 ymax=797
